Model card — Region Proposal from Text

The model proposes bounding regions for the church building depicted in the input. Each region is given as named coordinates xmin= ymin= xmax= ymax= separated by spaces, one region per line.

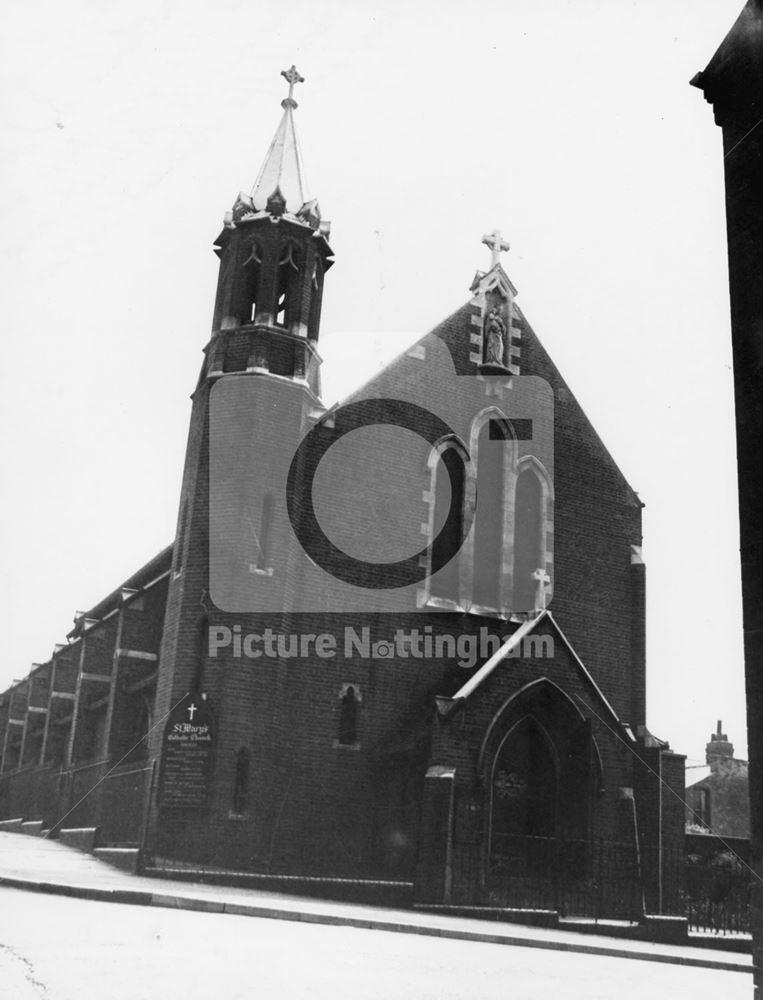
xmin=0 ymin=68 xmax=685 ymax=920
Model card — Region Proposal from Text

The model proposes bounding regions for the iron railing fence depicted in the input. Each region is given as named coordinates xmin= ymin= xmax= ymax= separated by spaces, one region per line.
xmin=0 ymin=759 xmax=153 ymax=846
xmin=684 ymin=850 xmax=752 ymax=935
xmin=451 ymin=836 xmax=752 ymax=934
xmin=0 ymin=772 xmax=754 ymax=935
xmin=451 ymin=836 xmax=645 ymax=920
xmin=0 ymin=765 xmax=63 ymax=828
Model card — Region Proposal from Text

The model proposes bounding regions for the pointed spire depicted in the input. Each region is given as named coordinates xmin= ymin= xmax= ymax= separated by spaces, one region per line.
xmin=250 ymin=65 xmax=309 ymax=215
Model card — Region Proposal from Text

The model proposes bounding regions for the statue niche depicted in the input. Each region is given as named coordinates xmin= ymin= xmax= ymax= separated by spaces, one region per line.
xmin=483 ymin=304 xmax=508 ymax=368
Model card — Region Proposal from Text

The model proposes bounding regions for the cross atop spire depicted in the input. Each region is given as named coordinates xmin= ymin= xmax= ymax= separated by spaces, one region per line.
xmin=281 ymin=65 xmax=304 ymax=110
xmin=482 ymin=228 xmax=511 ymax=268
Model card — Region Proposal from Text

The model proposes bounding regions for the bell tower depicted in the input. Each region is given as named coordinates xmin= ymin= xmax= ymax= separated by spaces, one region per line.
xmin=148 ymin=69 xmax=333 ymax=855
xmin=205 ymin=65 xmax=333 ymax=393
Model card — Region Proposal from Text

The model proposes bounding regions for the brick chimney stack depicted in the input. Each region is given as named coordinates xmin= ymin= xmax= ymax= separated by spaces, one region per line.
xmin=706 ymin=720 xmax=734 ymax=767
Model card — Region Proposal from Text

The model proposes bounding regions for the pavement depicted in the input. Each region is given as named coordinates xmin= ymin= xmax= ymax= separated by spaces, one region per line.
xmin=0 ymin=832 xmax=753 ymax=975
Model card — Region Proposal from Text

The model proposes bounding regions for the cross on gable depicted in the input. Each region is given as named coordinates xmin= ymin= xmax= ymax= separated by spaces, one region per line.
xmin=482 ymin=228 xmax=511 ymax=268
xmin=187 ymin=702 xmax=198 ymax=721
xmin=532 ymin=567 xmax=551 ymax=612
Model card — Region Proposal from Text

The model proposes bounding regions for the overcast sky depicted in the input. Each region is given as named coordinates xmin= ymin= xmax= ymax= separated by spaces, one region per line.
xmin=0 ymin=0 xmax=747 ymax=765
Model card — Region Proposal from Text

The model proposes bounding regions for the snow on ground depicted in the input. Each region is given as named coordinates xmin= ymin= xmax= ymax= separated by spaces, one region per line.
xmin=0 ymin=887 xmax=752 ymax=1000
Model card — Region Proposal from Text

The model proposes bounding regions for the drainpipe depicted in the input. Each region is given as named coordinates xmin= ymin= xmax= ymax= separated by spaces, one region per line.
xmin=139 ymin=758 xmax=157 ymax=869
xmin=620 ymin=786 xmax=646 ymax=918
xmin=658 ymin=749 xmax=663 ymax=913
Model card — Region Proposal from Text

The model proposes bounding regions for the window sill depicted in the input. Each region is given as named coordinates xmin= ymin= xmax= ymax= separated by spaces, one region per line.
xmin=248 ymin=565 xmax=274 ymax=577
xmin=422 ymin=597 xmax=531 ymax=621
xmin=424 ymin=596 xmax=465 ymax=613
xmin=333 ymin=741 xmax=360 ymax=751
xmin=464 ymin=602 xmax=510 ymax=620
xmin=227 ymin=810 xmax=249 ymax=822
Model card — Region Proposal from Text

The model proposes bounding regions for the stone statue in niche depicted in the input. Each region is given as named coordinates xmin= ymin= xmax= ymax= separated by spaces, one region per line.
xmin=484 ymin=306 xmax=507 ymax=366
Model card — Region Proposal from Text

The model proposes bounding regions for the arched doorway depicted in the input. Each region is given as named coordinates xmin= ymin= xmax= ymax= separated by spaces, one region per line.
xmin=490 ymin=717 xmax=557 ymax=868
xmin=482 ymin=680 xmax=598 ymax=903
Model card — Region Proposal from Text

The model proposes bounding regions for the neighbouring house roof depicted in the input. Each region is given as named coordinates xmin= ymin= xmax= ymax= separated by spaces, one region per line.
xmin=686 ymin=765 xmax=712 ymax=789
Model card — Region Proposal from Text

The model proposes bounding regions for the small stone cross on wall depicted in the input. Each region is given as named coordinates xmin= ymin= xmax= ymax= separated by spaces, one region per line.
xmin=532 ymin=568 xmax=550 ymax=612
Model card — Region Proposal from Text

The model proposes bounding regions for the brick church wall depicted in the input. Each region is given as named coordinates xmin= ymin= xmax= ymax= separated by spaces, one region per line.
xmin=0 ymin=160 xmax=678 ymax=916
xmin=146 ymin=279 xmax=656 ymax=881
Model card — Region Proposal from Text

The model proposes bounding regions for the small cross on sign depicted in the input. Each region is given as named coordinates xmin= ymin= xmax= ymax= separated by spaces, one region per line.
xmin=482 ymin=229 xmax=511 ymax=268
xmin=532 ymin=567 xmax=551 ymax=612
xmin=186 ymin=702 xmax=198 ymax=721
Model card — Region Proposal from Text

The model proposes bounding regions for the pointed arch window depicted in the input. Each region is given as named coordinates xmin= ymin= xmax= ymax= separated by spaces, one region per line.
xmin=336 ymin=685 xmax=361 ymax=747
xmin=275 ymin=243 xmax=299 ymax=328
xmin=514 ymin=470 xmax=543 ymax=611
xmin=252 ymin=493 xmax=274 ymax=573
xmin=232 ymin=747 xmax=250 ymax=815
xmin=173 ymin=499 xmax=189 ymax=576
xmin=192 ymin=615 xmax=209 ymax=692
xmin=307 ymin=257 xmax=323 ymax=340
xmin=240 ymin=243 xmax=262 ymax=324
xmin=513 ymin=459 xmax=553 ymax=614
xmin=472 ymin=417 xmax=511 ymax=610
xmin=224 ymin=241 xmax=262 ymax=327
xmin=429 ymin=441 xmax=467 ymax=601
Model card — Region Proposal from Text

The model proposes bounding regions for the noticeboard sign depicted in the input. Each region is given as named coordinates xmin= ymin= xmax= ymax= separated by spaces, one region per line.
xmin=159 ymin=693 xmax=214 ymax=809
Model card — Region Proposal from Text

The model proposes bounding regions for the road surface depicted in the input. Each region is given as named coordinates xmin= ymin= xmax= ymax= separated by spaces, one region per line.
xmin=0 ymin=886 xmax=751 ymax=1000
